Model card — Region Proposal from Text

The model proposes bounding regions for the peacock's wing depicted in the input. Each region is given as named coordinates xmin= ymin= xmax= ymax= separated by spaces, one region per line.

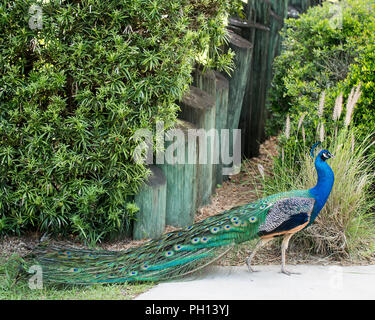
xmin=26 ymin=192 xmax=312 ymax=284
xmin=257 ymin=197 xmax=316 ymax=237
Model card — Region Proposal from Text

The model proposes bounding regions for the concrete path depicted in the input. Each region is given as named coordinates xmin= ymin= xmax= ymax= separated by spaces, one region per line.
xmin=135 ymin=264 xmax=375 ymax=300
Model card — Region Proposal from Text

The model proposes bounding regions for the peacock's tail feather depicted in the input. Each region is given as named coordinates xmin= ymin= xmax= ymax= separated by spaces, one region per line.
xmin=22 ymin=144 xmax=335 ymax=285
xmin=25 ymin=197 xmax=284 ymax=285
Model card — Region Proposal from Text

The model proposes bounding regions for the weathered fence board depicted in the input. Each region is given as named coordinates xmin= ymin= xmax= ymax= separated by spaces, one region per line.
xmin=193 ymin=69 xmax=229 ymax=188
xmin=158 ymin=120 xmax=198 ymax=227
xmin=223 ymin=30 xmax=253 ymax=176
xmin=239 ymin=0 xmax=271 ymax=158
xmin=213 ymin=71 xmax=229 ymax=186
xmin=178 ymin=86 xmax=216 ymax=208
xmin=237 ymin=0 xmax=289 ymax=158
xmin=133 ymin=165 xmax=167 ymax=240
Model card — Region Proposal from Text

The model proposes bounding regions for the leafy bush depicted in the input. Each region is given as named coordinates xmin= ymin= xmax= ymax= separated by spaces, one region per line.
xmin=0 ymin=0 xmax=240 ymax=242
xmin=267 ymin=0 xmax=375 ymax=143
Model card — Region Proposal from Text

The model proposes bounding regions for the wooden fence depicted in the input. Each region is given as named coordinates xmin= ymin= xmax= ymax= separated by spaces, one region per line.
xmin=132 ymin=0 xmax=321 ymax=240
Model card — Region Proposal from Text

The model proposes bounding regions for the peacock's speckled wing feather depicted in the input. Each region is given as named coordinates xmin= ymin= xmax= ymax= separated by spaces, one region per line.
xmin=258 ymin=196 xmax=316 ymax=235
xmin=27 ymin=190 xmax=314 ymax=284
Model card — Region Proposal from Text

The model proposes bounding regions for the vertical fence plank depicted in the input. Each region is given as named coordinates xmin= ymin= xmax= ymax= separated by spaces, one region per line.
xmin=193 ymin=69 xmax=229 ymax=189
xmin=158 ymin=120 xmax=198 ymax=227
xmin=223 ymin=30 xmax=253 ymax=176
xmin=178 ymin=86 xmax=216 ymax=208
xmin=133 ymin=165 xmax=167 ymax=240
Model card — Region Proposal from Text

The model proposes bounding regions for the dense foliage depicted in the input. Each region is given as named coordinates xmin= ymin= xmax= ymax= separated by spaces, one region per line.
xmin=267 ymin=0 xmax=375 ymax=147
xmin=0 ymin=0 xmax=240 ymax=242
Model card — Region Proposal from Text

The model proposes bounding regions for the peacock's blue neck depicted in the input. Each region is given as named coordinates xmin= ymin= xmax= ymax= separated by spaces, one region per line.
xmin=308 ymin=157 xmax=334 ymax=225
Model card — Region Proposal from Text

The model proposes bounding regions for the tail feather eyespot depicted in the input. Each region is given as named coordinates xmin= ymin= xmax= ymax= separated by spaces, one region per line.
xmin=224 ymin=225 xmax=232 ymax=231
xmin=164 ymin=251 xmax=174 ymax=257
xmin=200 ymin=237 xmax=209 ymax=243
xmin=249 ymin=216 xmax=257 ymax=223
xmin=191 ymin=237 xmax=200 ymax=244
xmin=174 ymin=244 xmax=183 ymax=251
xmin=210 ymin=227 xmax=221 ymax=234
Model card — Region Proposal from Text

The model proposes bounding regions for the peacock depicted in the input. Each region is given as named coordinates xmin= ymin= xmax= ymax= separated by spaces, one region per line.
xmin=24 ymin=142 xmax=334 ymax=284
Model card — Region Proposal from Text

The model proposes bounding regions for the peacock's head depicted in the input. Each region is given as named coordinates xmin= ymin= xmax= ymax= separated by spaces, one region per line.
xmin=310 ymin=142 xmax=334 ymax=162
xmin=318 ymin=149 xmax=334 ymax=162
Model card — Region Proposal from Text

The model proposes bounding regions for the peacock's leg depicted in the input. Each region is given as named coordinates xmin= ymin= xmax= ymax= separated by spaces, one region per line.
xmin=280 ymin=233 xmax=300 ymax=276
xmin=246 ymin=238 xmax=272 ymax=272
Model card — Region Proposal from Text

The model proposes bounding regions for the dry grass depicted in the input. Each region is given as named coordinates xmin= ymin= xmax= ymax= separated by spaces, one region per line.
xmin=291 ymin=131 xmax=375 ymax=262
xmin=260 ymin=86 xmax=375 ymax=265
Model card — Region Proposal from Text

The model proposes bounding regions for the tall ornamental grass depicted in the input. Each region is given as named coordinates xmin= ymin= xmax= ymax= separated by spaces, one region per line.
xmin=264 ymin=88 xmax=375 ymax=260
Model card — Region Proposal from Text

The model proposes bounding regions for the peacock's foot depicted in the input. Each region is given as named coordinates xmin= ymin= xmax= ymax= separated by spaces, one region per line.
xmin=280 ymin=267 xmax=301 ymax=276
xmin=246 ymin=257 xmax=258 ymax=273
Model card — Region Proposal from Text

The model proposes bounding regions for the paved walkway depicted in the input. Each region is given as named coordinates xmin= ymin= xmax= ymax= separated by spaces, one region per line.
xmin=135 ymin=264 xmax=375 ymax=300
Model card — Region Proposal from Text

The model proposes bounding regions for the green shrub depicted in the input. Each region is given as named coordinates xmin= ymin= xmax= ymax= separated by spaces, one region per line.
xmin=267 ymin=0 xmax=375 ymax=143
xmin=0 ymin=0 xmax=240 ymax=242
